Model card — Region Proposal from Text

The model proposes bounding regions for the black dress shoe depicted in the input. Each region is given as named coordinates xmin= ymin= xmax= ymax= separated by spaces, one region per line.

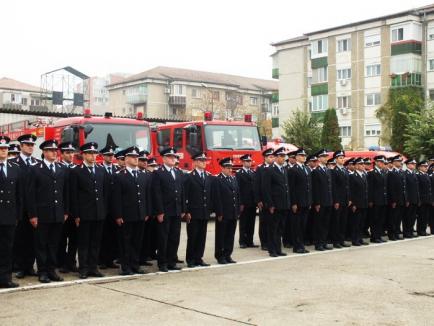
xmin=225 ymin=257 xmax=237 ymax=263
xmin=79 ymin=272 xmax=88 ymax=279
xmin=283 ymin=243 xmax=292 ymax=249
xmin=15 ymin=270 xmax=25 ymax=279
xmin=247 ymin=244 xmax=259 ymax=248
xmin=59 ymin=266 xmax=71 ymax=274
xmin=323 ymin=245 xmax=333 ymax=250
xmin=277 ymin=252 xmax=287 ymax=256
xmin=340 ymin=242 xmax=351 ymax=247
xmin=48 ymin=272 xmax=63 ymax=282
xmin=119 ymin=269 xmax=133 ymax=276
xmin=88 ymin=270 xmax=105 ymax=277
xmin=132 ymin=268 xmax=146 ymax=274
xmin=197 ymin=261 xmax=210 ymax=267
xmin=360 ymin=241 xmax=369 ymax=245
xmin=142 ymin=261 xmax=153 ymax=266
xmin=372 ymin=239 xmax=382 ymax=243
xmin=239 ymin=243 xmax=247 ymax=249
xmin=261 ymin=246 xmax=268 ymax=251
xmin=269 ymin=253 xmax=278 ymax=257
xmin=352 ymin=242 xmax=361 ymax=246
xmin=176 ymin=259 xmax=184 ymax=264
xmin=0 ymin=281 xmax=19 ymax=288
xmin=158 ymin=266 xmax=169 ymax=272
xmin=315 ymin=246 xmax=325 ymax=251
xmin=38 ymin=274 xmax=51 ymax=283
xmin=187 ymin=263 xmax=196 ymax=268
xmin=167 ymin=265 xmax=181 ymax=271
xmin=217 ymin=258 xmax=227 ymax=264
xmin=333 ymin=243 xmax=342 ymax=249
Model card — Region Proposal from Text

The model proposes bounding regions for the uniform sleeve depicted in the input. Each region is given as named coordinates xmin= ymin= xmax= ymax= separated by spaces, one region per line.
xmin=253 ymin=168 xmax=262 ymax=204
xmin=111 ymin=173 xmax=123 ymax=219
xmin=311 ymin=170 xmax=320 ymax=206
xmin=69 ymin=168 xmax=79 ymax=218
xmin=152 ymin=171 xmax=164 ymax=216
xmin=212 ymin=177 xmax=223 ymax=217
xmin=26 ymin=167 xmax=37 ymax=219
xmin=262 ymin=168 xmax=274 ymax=208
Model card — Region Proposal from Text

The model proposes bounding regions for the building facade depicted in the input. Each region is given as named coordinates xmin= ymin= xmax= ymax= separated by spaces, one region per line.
xmin=272 ymin=5 xmax=434 ymax=150
xmin=106 ymin=66 xmax=279 ymax=136
xmin=0 ymin=77 xmax=46 ymax=125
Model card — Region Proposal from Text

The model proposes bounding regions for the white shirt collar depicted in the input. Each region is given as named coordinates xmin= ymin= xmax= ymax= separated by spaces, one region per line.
xmin=195 ymin=168 xmax=204 ymax=175
xmin=356 ymin=170 xmax=364 ymax=177
xmin=126 ymin=166 xmax=138 ymax=175
xmin=20 ymin=153 xmax=31 ymax=162
xmin=44 ymin=159 xmax=55 ymax=170
xmin=164 ymin=164 xmax=173 ymax=172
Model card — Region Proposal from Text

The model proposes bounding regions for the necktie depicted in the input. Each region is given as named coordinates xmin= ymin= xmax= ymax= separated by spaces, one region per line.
xmin=132 ymin=170 xmax=137 ymax=179
xmin=0 ymin=163 xmax=5 ymax=181
xmin=171 ymin=168 xmax=176 ymax=180
xmin=50 ymin=163 xmax=55 ymax=175
xmin=88 ymin=166 xmax=94 ymax=175
xmin=26 ymin=158 xmax=31 ymax=166
xmin=108 ymin=167 xmax=112 ymax=175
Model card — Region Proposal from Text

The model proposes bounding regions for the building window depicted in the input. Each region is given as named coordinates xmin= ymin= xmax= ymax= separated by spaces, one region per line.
xmin=212 ymin=91 xmax=219 ymax=101
xmin=365 ymin=34 xmax=381 ymax=47
xmin=365 ymin=124 xmax=381 ymax=136
xmin=366 ymin=64 xmax=381 ymax=77
xmin=312 ymin=67 xmax=328 ymax=83
xmin=250 ymin=97 xmax=258 ymax=105
xmin=192 ymin=88 xmax=200 ymax=98
xmin=312 ymin=39 xmax=328 ymax=56
xmin=366 ymin=93 xmax=381 ymax=106
xmin=429 ymin=59 xmax=434 ymax=71
xmin=30 ymin=99 xmax=40 ymax=106
xmin=337 ymin=68 xmax=351 ymax=80
xmin=337 ymin=39 xmax=351 ymax=52
xmin=312 ymin=95 xmax=328 ymax=112
xmin=339 ymin=126 xmax=352 ymax=137
xmin=392 ymin=27 xmax=404 ymax=42
xmin=429 ymin=27 xmax=434 ymax=40
xmin=21 ymin=98 xmax=27 ymax=106
xmin=171 ymin=85 xmax=185 ymax=96
xmin=337 ymin=96 xmax=351 ymax=109
xmin=429 ymin=89 xmax=434 ymax=100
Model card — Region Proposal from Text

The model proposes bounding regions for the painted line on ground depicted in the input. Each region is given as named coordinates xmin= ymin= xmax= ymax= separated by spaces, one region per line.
xmin=1 ymin=235 xmax=432 ymax=294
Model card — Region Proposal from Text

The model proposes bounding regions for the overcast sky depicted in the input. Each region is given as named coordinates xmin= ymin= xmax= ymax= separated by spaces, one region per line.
xmin=1 ymin=0 xmax=431 ymax=86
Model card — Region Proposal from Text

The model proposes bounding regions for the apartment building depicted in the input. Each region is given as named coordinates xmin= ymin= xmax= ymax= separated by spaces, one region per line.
xmin=271 ymin=4 xmax=434 ymax=150
xmin=106 ymin=66 xmax=279 ymax=135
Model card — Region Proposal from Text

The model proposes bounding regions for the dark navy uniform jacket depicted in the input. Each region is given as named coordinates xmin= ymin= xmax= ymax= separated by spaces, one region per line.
xmin=216 ymin=173 xmax=239 ymax=220
xmin=235 ymin=168 xmax=255 ymax=208
xmin=152 ymin=165 xmax=185 ymax=217
xmin=289 ymin=163 xmax=312 ymax=208
xmin=262 ymin=163 xmax=291 ymax=210
xmin=0 ymin=162 xmax=24 ymax=225
xmin=27 ymin=162 xmax=69 ymax=223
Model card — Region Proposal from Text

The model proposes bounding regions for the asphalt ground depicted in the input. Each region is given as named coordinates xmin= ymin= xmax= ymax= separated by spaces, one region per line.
xmin=1 ymin=221 xmax=433 ymax=325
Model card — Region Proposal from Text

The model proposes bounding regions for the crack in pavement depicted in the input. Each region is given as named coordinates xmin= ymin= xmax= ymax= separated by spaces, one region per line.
xmin=92 ymin=283 xmax=257 ymax=325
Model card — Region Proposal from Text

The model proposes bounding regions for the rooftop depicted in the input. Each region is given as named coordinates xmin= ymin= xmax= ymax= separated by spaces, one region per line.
xmin=108 ymin=66 xmax=278 ymax=92
xmin=0 ymin=77 xmax=40 ymax=93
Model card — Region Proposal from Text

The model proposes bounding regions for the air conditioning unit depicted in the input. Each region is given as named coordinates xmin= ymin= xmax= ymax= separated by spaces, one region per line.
xmin=340 ymin=108 xmax=348 ymax=115
xmin=340 ymin=79 xmax=347 ymax=86
xmin=164 ymin=88 xmax=171 ymax=94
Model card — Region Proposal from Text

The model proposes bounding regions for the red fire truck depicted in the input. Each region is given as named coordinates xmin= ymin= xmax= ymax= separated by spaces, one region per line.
xmin=152 ymin=112 xmax=266 ymax=174
xmin=2 ymin=110 xmax=151 ymax=164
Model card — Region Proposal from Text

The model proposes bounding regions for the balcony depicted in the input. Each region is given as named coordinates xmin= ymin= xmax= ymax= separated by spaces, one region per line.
xmin=390 ymin=72 xmax=422 ymax=87
xmin=127 ymin=94 xmax=147 ymax=104
xmin=311 ymin=83 xmax=328 ymax=96
xmin=391 ymin=41 xmax=422 ymax=56
xmin=169 ymin=95 xmax=186 ymax=106
xmin=261 ymin=103 xmax=271 ymax=113
xmin=272 ymin=68 xmax=279 ymax=79
xmin=2 ymin=103 xmax=22 ymax=110
xmin=29 ymin=105 xmax=49 ymax=112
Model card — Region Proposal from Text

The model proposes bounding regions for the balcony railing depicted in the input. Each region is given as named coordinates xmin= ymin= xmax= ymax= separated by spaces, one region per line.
xmin=127 ymin=94 xmax=147 ymax=104
xmin=169 ymin=95 xmax=186 ymax=106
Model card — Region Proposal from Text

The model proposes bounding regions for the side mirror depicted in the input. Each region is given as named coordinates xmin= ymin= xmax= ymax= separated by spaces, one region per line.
xmin=82 ymin=124 xmax=94 ymax=137
xmin=261 ymin=135 xmax=268 ymax=147
xmin=62 ymin=127 xmax=75 ymax=143
xmin=189 ymin=132 xmax=198 ymax=148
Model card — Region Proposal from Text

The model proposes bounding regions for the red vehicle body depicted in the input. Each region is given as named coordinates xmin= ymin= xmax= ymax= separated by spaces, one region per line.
xmin=152 ymin=119 xmax=265 ymax=174
xmin=2 ymin=112 xmax=151 ymax=164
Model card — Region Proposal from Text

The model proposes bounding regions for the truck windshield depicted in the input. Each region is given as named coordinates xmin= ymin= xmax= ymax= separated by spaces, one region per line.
xmin=85 ymin=123 xmax=151 ymax=152
xmin=204 ymin=125 xmax=261 ymax=150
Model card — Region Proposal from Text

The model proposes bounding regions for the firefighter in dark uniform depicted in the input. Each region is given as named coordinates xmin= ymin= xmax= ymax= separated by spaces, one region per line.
xmin=429 ymin=158 xmax=434 ymax=234
xmin=27 ymin=139 xmax=69 ymax=283
xmin=254 ymin=148 xmax=275 ymax=251
xmin=112 ymin=146 xmax=151 ymax=275
xmin=98 ymin=145 xmax=120 ymax=270
xmin=115 ymin=150 xmax=126 ymax=169
xmin=214 ymin=157 xmax=239 ymax=264
xmin=416 ymin=161 xmax=432 ymax=236
xmin=7 ymin=143 xmax=20 ymax=159
xmin=0 ymin=136 xmax=23 ymax=288
xmin=152 ymin=147 xmax=185 ymax=272
xmin=137 ymin=150 xmax=154 ymax=266
xmin=262 ymin=146 xmax=290 ymax=257
xmin=349 ymin=157 xmax=369 ymax=246
xmin=12 ymin=134 xmax=40 ymax=279
xmin=184 ymin=152 xmax=219 ymax=268
xmin=288 ymin=148 xmax=311 ymax=254
xmin=367 ymin=155 xmax=388 ymax=243
xmin=70 ymin=142 xmax=108 ymax=279
xmin=236 ymin=154 xmax=258 ymax=248
xmin=305 ymin=154 xmax=318 ymax=245
xmin=403 ymin=159 xmax=419 ymax=238
xmin=330 ymin=150 xmax=351 ymax=248
xmin=57 ymin=142 xmax=78 ymax=273
xmin=311 ymin=149 xmax=333 ymax=251
xmin=283 ymin=150 xmax=296 ymax=248
xmin=387 ymin=155 xmax=406 ymax=241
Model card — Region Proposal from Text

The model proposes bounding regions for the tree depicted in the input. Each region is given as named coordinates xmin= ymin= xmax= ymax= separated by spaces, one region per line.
xmin=377 ymin=87 xmax=424 ymax=153
xmin=404 ymin=103 xmax=434 ymax=158
xmin=320 ymin=108 xmax=341 ymax=151
xmin=282 ymin=109 xmax=322 ymax=152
